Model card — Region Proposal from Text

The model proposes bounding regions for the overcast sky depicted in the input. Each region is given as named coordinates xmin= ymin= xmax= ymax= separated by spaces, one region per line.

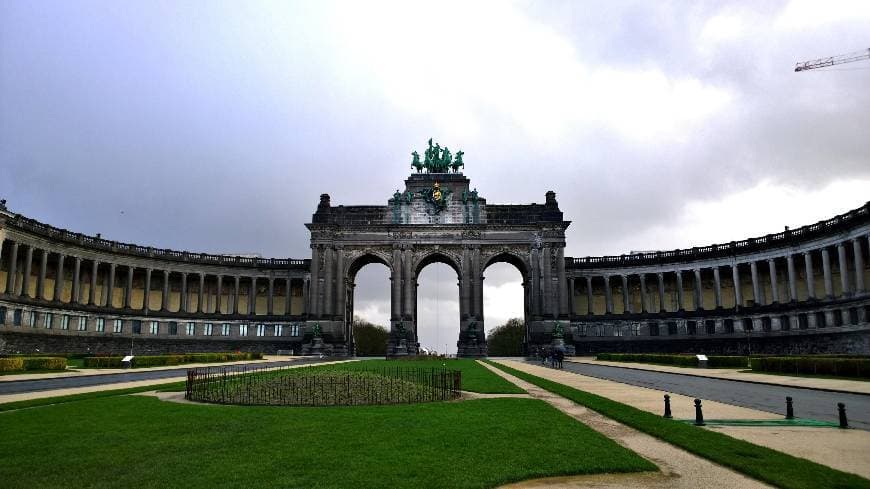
xmin=1 ymin=1 xmax=868 ymax=353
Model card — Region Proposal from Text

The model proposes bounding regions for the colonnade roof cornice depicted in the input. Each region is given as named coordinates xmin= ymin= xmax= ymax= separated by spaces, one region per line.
xmin=568 ymin=201 xmax=868 ymax=273
xmin=2 ymin=212 xmax=309 ymax=271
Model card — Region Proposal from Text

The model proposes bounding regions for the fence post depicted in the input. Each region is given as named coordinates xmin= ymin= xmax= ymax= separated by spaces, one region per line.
xmin=694 ymin=399 xmax=705 ymax=426
xmin=786 ymin=397 xmax=794 ymax=419
xmin=663 ymin=394 xmax=672 ymax=418
xmin=838 ymin=403 xmax=848 ymax=429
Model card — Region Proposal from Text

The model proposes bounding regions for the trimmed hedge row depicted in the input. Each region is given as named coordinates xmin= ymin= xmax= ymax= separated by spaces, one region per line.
xmin=83 ymin=352 xmax=264 ymax=368
xmin=596 ymin=353 xmax=748 ymax=368
xmin=750 ymin=356 xmax=870 ymax=379
xmin=0 ymin=356 xmax=67 ymax=372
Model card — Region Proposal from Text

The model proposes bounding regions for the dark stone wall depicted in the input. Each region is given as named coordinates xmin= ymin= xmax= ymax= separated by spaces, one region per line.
xmin=0 ymin=331 xmax=303 ymax=355
xmin=573 ymin=330 xmax=870 ymax=356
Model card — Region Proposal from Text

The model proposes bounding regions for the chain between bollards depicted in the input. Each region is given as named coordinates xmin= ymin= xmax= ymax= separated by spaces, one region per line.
xmin=838 ymin=402 xmax=848 ymax=429
xmin=663 ymin=394 xmax=672 ymax=418
xmin=694 ymin=398 xmax=705 ymax=426
xmin=785 ymin=396 xmax=794 ymax=419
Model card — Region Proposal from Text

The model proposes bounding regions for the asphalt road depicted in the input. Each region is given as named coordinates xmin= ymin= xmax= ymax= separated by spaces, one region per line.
xmin=528 ymin=360 xmax=870 ymax=430
xmin=0 ymin=357 xmax=331 ymax=395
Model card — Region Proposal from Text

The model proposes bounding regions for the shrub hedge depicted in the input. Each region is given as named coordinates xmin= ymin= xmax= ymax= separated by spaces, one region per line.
xmin=750 ymin=356 xmax=870 ymax=379
xmin=596 ymin=353 xmax=748 ymax=368
xmin=83 ymin=352 xmax=263 ymax=368
xmin=0 ymin=357 xmax=25 ymax=372
xmin=0 ymin=356 xmax=67 ymax=372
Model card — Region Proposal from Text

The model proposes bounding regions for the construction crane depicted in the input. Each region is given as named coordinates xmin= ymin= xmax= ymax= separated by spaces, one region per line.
xmin=795 ymin=48 xmax=870 ymax=72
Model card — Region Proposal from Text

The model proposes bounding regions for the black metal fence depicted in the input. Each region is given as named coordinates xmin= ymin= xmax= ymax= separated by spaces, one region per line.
xmin=185 ymin=364 xmax=462 ymax=406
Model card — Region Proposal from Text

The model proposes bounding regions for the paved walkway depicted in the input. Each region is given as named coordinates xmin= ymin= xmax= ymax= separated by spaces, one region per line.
xmin=481 ymin=361 xmax=772 ymax=489
xmin=0 ymin=358 xmax=354 ymax=404
xmin=494 ymin=359 xmax=870 ymax=481
xmin=0 ymin=355 xmax=304 ymax=382
xmin=556 ymin=360 xmax=870 ymax=430
xmin=567 ymin=357 xmax=870 ymax=395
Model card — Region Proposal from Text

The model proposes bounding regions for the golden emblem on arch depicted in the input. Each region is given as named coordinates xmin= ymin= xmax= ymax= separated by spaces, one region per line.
xmin=433 ymin=182 xmax=442 ymax=201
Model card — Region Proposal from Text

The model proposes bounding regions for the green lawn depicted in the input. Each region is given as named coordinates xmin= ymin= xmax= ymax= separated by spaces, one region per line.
xmin=0 ymin=393 xmax=655 ymax=488
xmin=333 ymin=358 xmax=526 ymax=394
xmin=486 ymin=361 xmax=870 ymax=489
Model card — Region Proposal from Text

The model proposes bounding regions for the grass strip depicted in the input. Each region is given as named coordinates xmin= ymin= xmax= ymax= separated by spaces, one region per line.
xmin=0 ymin=380 xmax=186 ymax=412
xmin=0 ymin=397 xmax=655 ymax=488
xmin=486 ymin=360 xmax=870 ymax=489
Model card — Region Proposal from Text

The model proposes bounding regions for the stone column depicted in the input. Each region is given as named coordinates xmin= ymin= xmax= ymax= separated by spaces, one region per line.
xmin=768 ymin=259 xmax=779 ymax=304
xmin=180 ymin=272 xmax=188 ymax=312
xmin=54 ymin=254 xmax=65 ymax=302
xmin=585 ymin=276 xmax=593 ymax=315
xmin=336 ymin=247 xmax=347 ymax=321
xmin=639 ymin=274 xmax=648 ymax=313
xmin=403 ymin=248 xmax=414 ymax=321
xmin=854 ymin=238 xmax=865 ymax=294
xmin=215 ymin=275 xmax=223 ymax=314
xmin=391 ymin=246 xmax=401 ymax=320
xmin=656 ymin=272 xmax=666 ymax=312
xmin=529 ymin=247 xmax=540 ymax=316
xmin=233 ymin=275 xmax=240 ymax=314
xmin=621 ymin=275 xmax=630 ymax=313
xmin=302 ymin=275 xmax=310 ymax=316
xmin=143 ymin=268 xmax=152 ymax=312
xmin=106 ymin=263 xmax=116 ymax=308
xmin=20 ymin=245 xmax=32 ymax=297
xmin=292 ymin=272 xmax=305 ymax=316
xmin=249 ymin=276 xmax=257 ymax=315
xmin=37 ymin=248 xmax=48 ymax=299
xmin=750 ymin=261 xmax=761 ymax=305
xmin=712 ymin=267 xmax=722 ymax=308
xmin=603 ymin=276 xmax=613 ymax=314
xmin=693 ymin=268 xmax=703 ymax=310
xmin=472 ymin=246 xmax=483 ymax=320
xmin=161 ymin=270 xmax=170 ymax=311
xmin=460 ymin=247 xmax=471 ymax=319
xmin=837 ymin=242 xmax=850 ymax=297
xmin=821 ymin=248 xmax=834 ymax=299
xmin=541 ymin=246 xmax=552 ymax=316
xmin=267 ymin=276 xmax=274 ymax=315
xmin=89 ymin=260 xmax=99 ymax=305
xmin=675 ymin=270 xmax=684 ymax=311
xmin=732 ymin=264 xmax=743 ymax=307
xmin=5 ymin=242 xmax=18 ymax=294
xmin=125 ymin=266 xmax=134 ymax=308
xmin=309 ymin=245 xmax=321 ymax=317
xmin=323 ymin=247 xmax=334 ymax=317
xmin=557 ymin=246 xmax=569 ymax=316
xmin=197 ymin=273 xmax=205 ymax=313
xmin=568 ymin=277 xmax=575 ymax=315
xmin=804 ymin=252 xmax=815 ymax=300
xmin=72 ymin=256 xmax=81 ymax=303
xmin=786 ymin=254 xmax=798 ymax=302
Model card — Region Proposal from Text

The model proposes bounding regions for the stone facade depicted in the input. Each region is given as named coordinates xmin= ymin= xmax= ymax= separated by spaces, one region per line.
xmin=0 ymin=172 xmax=868 ymax=357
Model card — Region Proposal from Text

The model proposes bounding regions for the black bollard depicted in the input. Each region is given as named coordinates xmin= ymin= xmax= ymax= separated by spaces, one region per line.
xmin=786 ymin=396 xmax=794 ymax=419
xmin=838 ymin=402 xmax=848 ymax=429
xmin=664 ymin=394 xmax=672 ymax=419
xmin=694 ymin=398 xmax=705 ymax=426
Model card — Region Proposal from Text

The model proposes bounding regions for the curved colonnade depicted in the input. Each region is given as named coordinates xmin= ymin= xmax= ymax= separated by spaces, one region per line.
xmin=567 ymin=203 xmax=870 ymax=354
xmin=0 ymin=208 xmax=311 ymax=355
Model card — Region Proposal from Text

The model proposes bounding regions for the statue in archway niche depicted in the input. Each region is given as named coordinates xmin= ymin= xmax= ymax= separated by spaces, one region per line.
xmin=312 ymin=323 xmax=322 ymax=338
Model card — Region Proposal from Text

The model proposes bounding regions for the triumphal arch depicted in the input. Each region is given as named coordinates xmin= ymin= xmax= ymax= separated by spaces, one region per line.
xmin=305 ymin=139 xmax=572 ymax=357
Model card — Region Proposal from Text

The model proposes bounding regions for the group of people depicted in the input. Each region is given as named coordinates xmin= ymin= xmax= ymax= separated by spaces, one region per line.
xmin=537 ymin=346 xmax=565 ymax=369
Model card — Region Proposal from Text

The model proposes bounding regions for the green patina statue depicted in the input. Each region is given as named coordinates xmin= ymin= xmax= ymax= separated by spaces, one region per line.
xmin=451 ymin=151 xmax=464 ymax=173
xmin=396 ymin=322 xmax=407 ymax=339
xmin=411 ymin=151 xmax=423 ymax=172
xmin=417 ymin=139 xmax=465 ymax=174
xmin=312 ymin=323 xmax=322 ymax=338
xmin=552 ymin=322 xmax=564 ymax=339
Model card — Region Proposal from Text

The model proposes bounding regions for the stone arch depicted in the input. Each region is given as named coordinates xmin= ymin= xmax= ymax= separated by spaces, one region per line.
xmin=414 ymin=250 xmax=462 ymax=278
xmin=345 ymin=251 xmax=392 ymax=282
xmin=483 ymin=250 xmax=530 ymax=282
